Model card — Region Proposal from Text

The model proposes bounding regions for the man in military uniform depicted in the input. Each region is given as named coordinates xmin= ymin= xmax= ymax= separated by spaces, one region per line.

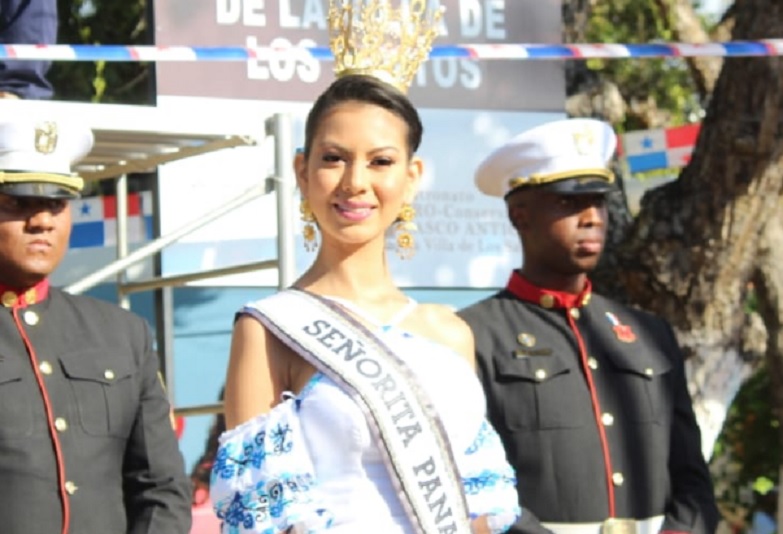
xmin=459 ymin=118 xmax=719 ymax=534
xmin=0 ymin=115 xmax=191 ymax=533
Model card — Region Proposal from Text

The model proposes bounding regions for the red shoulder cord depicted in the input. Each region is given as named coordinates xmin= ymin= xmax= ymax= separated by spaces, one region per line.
xmin=11 ymin=299 xmax=70 ymax=534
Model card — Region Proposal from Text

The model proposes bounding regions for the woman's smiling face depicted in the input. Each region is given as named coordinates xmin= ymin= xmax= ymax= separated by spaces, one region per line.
xmin=295 ymin=100 xmax=422 ymax=250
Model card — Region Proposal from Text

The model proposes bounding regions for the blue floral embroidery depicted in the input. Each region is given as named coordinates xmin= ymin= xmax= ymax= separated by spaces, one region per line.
xmin=462 ymin=471 xmax=517 ymax=495
xmin=211 ymin=393 xmax=334 ymax=533
xmin=218 ymin=475 xmax=319 ymax=528
xmin=460 ymin=419 xmax=521 ymax=534
xmin=212 ymin=422 xmax=297 ymax=488
xmin=250 ymin=444 xmax=266 ymax=470
xmin=269 ymin=424 xmax=293 ymax=454
xmin=212 ymin=443 xmax=239 ymax=483
xmin=222 ymin=491 xmax=272 ymax=533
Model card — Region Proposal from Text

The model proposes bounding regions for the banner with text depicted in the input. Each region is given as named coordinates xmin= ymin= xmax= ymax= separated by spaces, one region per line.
xmin=154 ymin=0 xmax=564 ymax=288
xmin=154 ymin=100 xmax=562 ymax=288
xmin=154 ymin=0 xmax=564 ymax=111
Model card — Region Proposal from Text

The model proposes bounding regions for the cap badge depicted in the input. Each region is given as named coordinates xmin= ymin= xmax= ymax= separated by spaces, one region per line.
xmin=572 ymin=126 xmax=595 ymax=156
xmin=605 ymin=311 xmax=637 ymax=343
xmin=517 ymin=333 xmax=536 ymax=347
xmin=34 ymin=122 xmax=58 ymax=155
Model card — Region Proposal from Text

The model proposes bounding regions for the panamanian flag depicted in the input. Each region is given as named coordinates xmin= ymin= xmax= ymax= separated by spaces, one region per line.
xmin=620 ymin=124 xmax=701 ymax=174
xmin=69 ymin=191 xmax=153 ymax=249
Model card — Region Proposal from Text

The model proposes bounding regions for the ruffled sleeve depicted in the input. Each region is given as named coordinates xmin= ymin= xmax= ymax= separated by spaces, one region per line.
xmin=210 ymin=395 xmax=333 ymax=534
xmin=460 ymin=419 xmax=522 ymax=534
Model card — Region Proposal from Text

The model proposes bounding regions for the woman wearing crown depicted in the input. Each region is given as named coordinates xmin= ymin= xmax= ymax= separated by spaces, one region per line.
xmin=209 ymin=2 xmax=520 ymax=533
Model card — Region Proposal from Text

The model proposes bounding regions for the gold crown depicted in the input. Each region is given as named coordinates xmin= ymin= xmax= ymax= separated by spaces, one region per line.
xmin=328 ymin=0 xmax=445 ymax=93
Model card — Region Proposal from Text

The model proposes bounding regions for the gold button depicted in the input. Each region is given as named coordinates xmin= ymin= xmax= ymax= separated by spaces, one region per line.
xmin=1 ymin=291 xmax=16 ymax=307
xmin=645 ymin=368 xmax=654 ymax=377
xmin=535 ymin=369 xmax=547 ymax=381
xmin=582 ymin=293 xmax=592 ymax=306
xmin=54 ymin=417 xmax=68 ymax=432
xmin=104 ymin=369 xmax=115 ymax=380
xmin=23 ymin=310 xmax=39 ymax=326
xmin=64 ymin=480 xmax=78 ymax=495
xmin=39 ymin=361 xmax=53 ymax=375
xmin=612 ymin=472 xmax=624 ymax=486
xmin=24 ymin=288 xmax=37 ymax=305
xmin=588 ymin=357 xmax=599 ymax=370
xmin=601 ymin=413 xmax=615 ymax=426
xmin=540 ymin=294 xmax=555 ymax=309
xmin=569 ymin=308 xmax=580 ymax=319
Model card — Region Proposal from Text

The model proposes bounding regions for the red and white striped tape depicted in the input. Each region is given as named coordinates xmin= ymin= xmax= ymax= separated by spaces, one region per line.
xmin=1 ymin=41 xmax=783 ymax=62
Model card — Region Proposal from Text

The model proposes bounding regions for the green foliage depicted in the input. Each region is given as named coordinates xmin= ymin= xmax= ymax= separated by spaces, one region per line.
xmin=715 ymin=367 xmax=780 ymax=485
xmin=753 ymin=476 xmax=776 ymax=495
xmin=48 ymin=0 xmax=153 ymax=104
xmin=744 ymin=286 xmax=759 ymax=314
xmin=586 ymin=1 xmax=704 ymax=133
xmin=711 ymin=365 xmax=781 ymax=523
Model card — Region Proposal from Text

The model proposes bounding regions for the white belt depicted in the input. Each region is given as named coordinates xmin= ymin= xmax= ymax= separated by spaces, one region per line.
xmin=543 ymin=516 xmax=665 ymax=534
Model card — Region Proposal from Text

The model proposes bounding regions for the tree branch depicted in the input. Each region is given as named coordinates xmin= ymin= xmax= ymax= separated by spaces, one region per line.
xmin=112 ymin=67 xmax=149 ymax=97
xmin=652 ymin=0 xmax=723 ymax=98
xmin=710 ymin=3 xmax=737 ymax=42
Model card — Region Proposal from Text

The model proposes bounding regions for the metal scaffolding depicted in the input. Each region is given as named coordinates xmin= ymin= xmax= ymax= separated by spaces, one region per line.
xmin=60 ymin=113 xmax=297 ymax=418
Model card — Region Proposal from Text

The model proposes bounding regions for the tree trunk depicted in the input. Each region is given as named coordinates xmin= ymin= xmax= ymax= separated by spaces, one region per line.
xmin=562 ymin=0 xmax=590 ymax=44
xmin=617 ymin=0 xmax=783 ymax=457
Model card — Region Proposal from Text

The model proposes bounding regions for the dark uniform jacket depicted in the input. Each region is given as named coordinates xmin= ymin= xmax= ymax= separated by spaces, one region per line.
xmin=0 ymin=283 xmax=191 ymax=534
xmin=458 ymin=272 xmax=719 ymax=534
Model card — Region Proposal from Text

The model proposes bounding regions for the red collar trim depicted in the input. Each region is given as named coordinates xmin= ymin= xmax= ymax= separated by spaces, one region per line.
xmin=0 ymin=279 xmax=50 ymax=309
xmin=506 ymin=271 xmax=592 ymax=309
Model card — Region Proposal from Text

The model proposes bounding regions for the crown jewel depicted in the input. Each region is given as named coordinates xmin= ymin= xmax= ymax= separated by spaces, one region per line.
xmin=328 ymin=0 xmax=445 ymax=93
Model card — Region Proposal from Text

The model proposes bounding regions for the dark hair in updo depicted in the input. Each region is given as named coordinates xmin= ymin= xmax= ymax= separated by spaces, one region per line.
xmin=302 ymin=75 xmax=423 ymax=158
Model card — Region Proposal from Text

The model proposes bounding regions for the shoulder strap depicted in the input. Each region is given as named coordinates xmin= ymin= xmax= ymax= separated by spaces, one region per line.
xmin=242 ymin=288 xmax=471 ymax=534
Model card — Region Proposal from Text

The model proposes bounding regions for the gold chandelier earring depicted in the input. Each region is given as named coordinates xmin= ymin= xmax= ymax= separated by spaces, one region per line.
xmin=300 ymin=198 xmax=318 ymax=252
xmin=393 ymin=204 xmax=417 ymax=260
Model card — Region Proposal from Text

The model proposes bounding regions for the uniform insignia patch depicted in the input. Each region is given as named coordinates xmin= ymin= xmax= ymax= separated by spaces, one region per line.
xmin=605 ymin=312 xmax=637 ymax=343
xmin=516 ymin=332 xmax=551 ymax=356
xmin=515 ymin=348 xmax=552 ymax=358
xmin=517 ymin=332 xmax=536 ymax=347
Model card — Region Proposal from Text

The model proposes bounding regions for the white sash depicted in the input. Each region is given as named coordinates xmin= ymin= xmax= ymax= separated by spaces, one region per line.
xmin=245 ymin=289 xmax=471 ymax=534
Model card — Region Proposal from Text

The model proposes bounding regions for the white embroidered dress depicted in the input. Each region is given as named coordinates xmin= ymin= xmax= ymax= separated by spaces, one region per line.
xmin=211 ymin=297 xmax=520 ymax=533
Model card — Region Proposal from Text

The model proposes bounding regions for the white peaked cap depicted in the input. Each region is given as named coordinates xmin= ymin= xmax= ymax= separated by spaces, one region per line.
xmin=475 ymin=118 xmax=617 ymax=198
xmin=0 ymin=118 xmax=93 ymax=175
xmin=0 ymin=111 xmax=94 ymax=198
